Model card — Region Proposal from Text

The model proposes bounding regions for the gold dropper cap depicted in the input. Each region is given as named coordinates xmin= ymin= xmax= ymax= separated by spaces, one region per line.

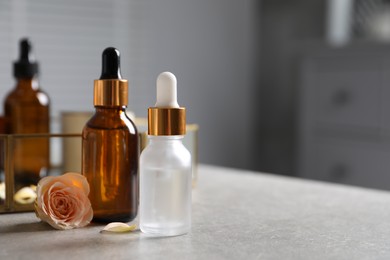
xmin=94 ymin=79 xmax=128 ymax=106
xmin=93 ymin=47 xmax=128 ymax=107
xmin=148 ymin=72 xmax=186 ymax=136
xmin=148 ymin=107 xmax=186 ymax=135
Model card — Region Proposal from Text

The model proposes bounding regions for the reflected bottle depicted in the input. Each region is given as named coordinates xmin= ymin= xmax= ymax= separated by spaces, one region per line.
xmin=82 ymin=47 xmax=138 ymax=222
xmin=4 ymin=38 xmax=50 ymax=185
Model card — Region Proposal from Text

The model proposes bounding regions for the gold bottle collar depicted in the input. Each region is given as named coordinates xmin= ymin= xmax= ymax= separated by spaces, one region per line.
xmin=94 ymin=79 xmax=128 ymax=106
xmin=148 ymin=107 xmax=186 ymax=136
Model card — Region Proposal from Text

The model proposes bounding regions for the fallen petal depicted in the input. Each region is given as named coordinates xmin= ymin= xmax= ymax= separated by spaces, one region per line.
xmin=101 ymin=222 xmax=137 ymax=233
xmin=0 ymin=182 xmax=5 ymax=200
xmin=30 ymin=185 xmax=37 ymax=192
xmin=14 ymin=186 xmax=37 ymax=204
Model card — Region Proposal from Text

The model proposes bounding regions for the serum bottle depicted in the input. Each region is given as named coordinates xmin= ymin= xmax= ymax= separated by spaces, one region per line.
xmin=4 ymin=38 xmax=50 ymax=185
xmin=140 ymin=72 xmax=192 ymax=236
xmin=82 ymin=47 xmax=138 ymax=222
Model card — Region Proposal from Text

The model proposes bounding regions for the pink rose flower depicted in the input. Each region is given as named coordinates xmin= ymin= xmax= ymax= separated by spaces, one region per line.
xmin=35 ymin=172 xmax=93 ymax=230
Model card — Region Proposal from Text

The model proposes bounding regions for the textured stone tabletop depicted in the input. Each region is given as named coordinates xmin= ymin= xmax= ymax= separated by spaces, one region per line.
xmin=1 ymin=165 xmax=390 ymax=259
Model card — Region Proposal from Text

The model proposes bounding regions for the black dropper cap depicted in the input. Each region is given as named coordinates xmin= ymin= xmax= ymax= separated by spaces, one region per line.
xmin=93 ymin=47 xmax=128 ymax=106
xmin=13 ymin=38 xmax=39 ymax=79
xmin=100 ymin=47 xmax=122 ymax=80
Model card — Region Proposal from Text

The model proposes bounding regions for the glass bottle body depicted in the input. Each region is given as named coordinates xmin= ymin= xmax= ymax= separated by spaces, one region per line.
xmin=140 ymin=136 xmax=192 ymax=236
xmin=82 ymin=106 xmax=138 ymax=222
xmin=4 ymin=78 xmax=50 ymax=185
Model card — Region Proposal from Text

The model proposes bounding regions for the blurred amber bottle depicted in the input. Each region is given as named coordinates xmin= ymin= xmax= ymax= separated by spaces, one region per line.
xmin=82 ymin=47 xmax=138 ymax=222
xmin=4 ymin=38 xmax=50 ymax=185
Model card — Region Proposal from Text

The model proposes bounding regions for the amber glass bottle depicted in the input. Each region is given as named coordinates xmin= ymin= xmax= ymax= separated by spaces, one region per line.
xmin=4 ymin=39 xmax=50 ymax=185
xmin=82 ymin=47 xmax=138 ymax=222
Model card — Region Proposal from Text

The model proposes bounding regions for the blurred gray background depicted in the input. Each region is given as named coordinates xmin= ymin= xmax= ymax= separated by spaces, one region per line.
xmin=2 ymin=0 xmax=390 ymax=190
xmin=0 ymin=0 xmax=259 ymax=171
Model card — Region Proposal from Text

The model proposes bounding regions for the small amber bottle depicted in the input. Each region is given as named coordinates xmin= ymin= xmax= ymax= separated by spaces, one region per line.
xmin=82 ymin=47 xmax=138 ymax=222
xmin=4 ymin=38 xmax=50 ymax=185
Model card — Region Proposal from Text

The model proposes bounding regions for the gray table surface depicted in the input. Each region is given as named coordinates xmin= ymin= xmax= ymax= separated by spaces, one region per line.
xmin=1 ymin=165 xmax=390 ymax=260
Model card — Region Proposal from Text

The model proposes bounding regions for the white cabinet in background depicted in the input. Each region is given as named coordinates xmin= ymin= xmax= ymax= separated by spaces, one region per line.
xmin=298 ymin=48 xmax=390 ymax=190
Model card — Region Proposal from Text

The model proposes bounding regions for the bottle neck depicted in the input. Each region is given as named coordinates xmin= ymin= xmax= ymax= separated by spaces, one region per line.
xmin=147 ymin=135 xmax=184 ymax=142
xmin=15 ymin=77 xmax=39 ymax=90
xmin=94 ymin=106 xmax=126 ymax=112
xmin=93 ymin=106 xmax=127 ymax=117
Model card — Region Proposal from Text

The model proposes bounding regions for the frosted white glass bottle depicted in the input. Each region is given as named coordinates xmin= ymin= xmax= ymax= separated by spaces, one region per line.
xmin=140 ymin=72 xmax=192 ymax=236
xmin=140 ymin=136 xmax=191 ymax=236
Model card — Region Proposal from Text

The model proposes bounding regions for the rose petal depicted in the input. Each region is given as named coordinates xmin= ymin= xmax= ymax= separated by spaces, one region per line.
xmin=0 ymin=182 xmax=5 ymax=200
xmin=59 ymin=172 xmax=90 ymax=195
xmin=30 ymin=185 xmax=37 ymax=192
xmin=101 ymin=222 xmax=137 ymax=233
xmin=14 ymin=187 xmax=37 ymax=204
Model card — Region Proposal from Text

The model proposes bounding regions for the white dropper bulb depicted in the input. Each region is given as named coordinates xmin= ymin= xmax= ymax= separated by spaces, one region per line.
xmin=155 ymin=72 xmax=180 ymax=108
